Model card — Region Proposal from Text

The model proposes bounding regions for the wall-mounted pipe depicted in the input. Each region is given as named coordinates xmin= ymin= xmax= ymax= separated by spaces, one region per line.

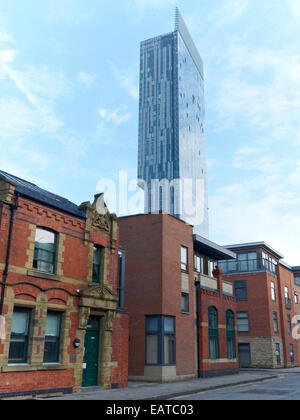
xmin=0 ymin=193 xmax=19 ymax=316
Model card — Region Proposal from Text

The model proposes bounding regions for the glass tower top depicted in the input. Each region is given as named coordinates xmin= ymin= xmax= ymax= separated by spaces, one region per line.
xmin=138 ymin=8 xmax=209 ymax=238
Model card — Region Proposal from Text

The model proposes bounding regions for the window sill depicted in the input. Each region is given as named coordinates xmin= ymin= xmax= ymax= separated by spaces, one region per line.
xmin=27 ymin=269 xmax=61 ymax=282
xmin=145 ymin=364 xmax=176 ymax=367
xmin=2 ymin=363 xmax=67 ymax=373
xmin=181 ymin=311 xmax=190 ymax=315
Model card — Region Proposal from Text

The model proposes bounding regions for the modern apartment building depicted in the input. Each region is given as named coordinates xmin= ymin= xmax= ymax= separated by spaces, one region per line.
xmin=119 ymin=213 xmax=238 ymax=382
xmin=0 ymin=170 xmax=129 ymax=399
xmin=138 ymin=8 xmax=209 ymax=238
xmin=218 ymin=242 xmax=300 ymax=369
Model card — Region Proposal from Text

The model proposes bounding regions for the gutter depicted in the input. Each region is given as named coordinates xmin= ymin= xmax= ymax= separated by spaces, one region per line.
xmin=0 ymin=193 xmax=19 ymax=316
xmin=195 ymin=281 xmax=201 ymax=378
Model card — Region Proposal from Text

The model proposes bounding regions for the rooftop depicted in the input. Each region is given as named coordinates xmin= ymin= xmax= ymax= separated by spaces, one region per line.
xmin=0 ymin=170 xmax=86 ymax=219
xmin=193 ymin=234 xmax=236 ymax=261
xmin=224 ymin=241 xmax=284 ymax=260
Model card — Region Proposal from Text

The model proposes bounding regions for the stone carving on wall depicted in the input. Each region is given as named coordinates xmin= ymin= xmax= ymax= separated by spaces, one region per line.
xmin=104 ymin=310 xmax=116 ymax=332
xmin=80 ymin=284 xmax=117 ymax=302
xmin=78 ymin=307 xmax=90 ymax=330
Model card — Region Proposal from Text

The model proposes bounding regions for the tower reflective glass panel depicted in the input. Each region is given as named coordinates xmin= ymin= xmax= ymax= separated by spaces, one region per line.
xmin=138 ymin=9 xmax=209 ymax=238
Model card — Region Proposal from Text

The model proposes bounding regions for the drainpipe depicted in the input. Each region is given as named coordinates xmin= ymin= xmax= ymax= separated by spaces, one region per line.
xmin=195 ymin=280 xmax=201 ymax=378
xmin=0 ymin=193 xmax=19 ymax=316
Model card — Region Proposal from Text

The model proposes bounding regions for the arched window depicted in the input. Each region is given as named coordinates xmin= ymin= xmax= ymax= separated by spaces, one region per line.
xmin=33 ymin=228 xmax=57 ymax=274
xmin=226 ymin=310 xmax=236 ymax=359
xmin=208 ymin=307 xmax=219 ymax=359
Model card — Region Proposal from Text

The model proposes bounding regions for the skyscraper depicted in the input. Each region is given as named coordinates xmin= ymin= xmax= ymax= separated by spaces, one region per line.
xmin=138 ymin=8 xmax=209 ymax=238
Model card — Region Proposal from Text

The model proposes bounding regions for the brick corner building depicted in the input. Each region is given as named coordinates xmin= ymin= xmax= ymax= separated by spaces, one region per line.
xmin=119 ymin=213 xmax=239 ymax=382
xmin=0 ymin=170 xmax=129 ymax=399
xmin=218 ymin=242 xmax=300 ymax=369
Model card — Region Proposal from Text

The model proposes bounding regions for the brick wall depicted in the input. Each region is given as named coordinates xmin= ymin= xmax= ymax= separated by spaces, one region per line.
xmin=0 ymin=194 xmax=129 ymax=397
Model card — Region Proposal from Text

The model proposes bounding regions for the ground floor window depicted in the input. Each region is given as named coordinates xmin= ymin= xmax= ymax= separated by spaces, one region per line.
xmin=181 ymin=293 xmax=189 ymax=313
xmin=43 ymin=311 xmax=62 ymax=363
xmin=290 ymin=344 xmax=295 ymax=364
xmin=208 ymin=307 xmax=219 ymax=359
xmin=8 ymin=307 xmax=31 ymax=364
xmin=146 ymin=316 xmax=175 ymax=366
xmin=226 ymin=310 xmax=236 ymax=359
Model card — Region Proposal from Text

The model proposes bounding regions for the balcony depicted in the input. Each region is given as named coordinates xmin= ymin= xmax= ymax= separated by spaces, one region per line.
xmin=194 ymin=273 xmax=233 ymax=296
xmin=218 ymin=258 xmax=277 ymax=276
xmin=194 ymin=272 xmax=218 ymax=291
xmin=223 ymin=281 xmax=234 ymax=296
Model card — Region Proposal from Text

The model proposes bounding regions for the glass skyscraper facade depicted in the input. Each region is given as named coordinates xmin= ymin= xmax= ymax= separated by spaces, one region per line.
xmin=138 ymin=9 xmax=209 ymax=238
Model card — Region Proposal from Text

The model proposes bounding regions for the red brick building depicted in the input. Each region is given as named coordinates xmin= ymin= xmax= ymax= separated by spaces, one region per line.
xmin=0 ymin=170 xmax=129 ymax=399
xmin=218 ymin=242 xmax=300 ymax=369
xmin=119 ymin=213 xmax=238 ymax=381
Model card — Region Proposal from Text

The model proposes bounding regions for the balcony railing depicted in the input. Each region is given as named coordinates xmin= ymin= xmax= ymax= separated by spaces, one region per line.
xmin=194 ymin=273 xmax=218 ymax=291
xmin=218 ymin=258 xmax=277 ymax=276
xmin=194 ymin=273 xmax=234 ymax=296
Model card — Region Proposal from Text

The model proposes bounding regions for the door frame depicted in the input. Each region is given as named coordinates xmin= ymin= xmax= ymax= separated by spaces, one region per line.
xmin=82 ymin=316 xmax=101 ymax=387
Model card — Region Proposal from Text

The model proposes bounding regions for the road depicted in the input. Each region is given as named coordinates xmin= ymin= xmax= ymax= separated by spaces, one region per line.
xmin=177 ymin=372 xmax=300 ymax=400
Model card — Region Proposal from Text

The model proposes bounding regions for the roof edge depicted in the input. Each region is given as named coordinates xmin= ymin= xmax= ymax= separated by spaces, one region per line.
xmin=224 ymin=241 xmax=284 ymax=260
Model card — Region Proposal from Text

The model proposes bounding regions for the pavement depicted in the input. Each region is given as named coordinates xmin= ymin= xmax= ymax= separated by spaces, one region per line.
xmin=43 ymin=368 xmax=300 ymax=400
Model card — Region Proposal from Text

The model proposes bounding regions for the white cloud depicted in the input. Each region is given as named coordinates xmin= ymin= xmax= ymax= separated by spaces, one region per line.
xmin=209 ymin=138 xmax=300 ymax=266
xmin=78 ymin=72 xmax=96 ymax=86
xmin=99 ymin=107 xmax=132 ymax=126
xmin=0 ymin=34 xmax=68 ymax=134
xmin=45 ymin=0 xmax=92 ymax=26
xmin=213 ymin=0 xmax=250 ymax=27
xmin=131 ymin=0 xmax=177 ymax=10
xmin=210 ymin=175 xmax=300 ymax=266
xmin=0 ymin=98 xmax=42 ymax=140
xmin=108 ymin=60 xmax=139 ymax=101
xmin=213 ymin=44 xmax=300 ymax=144
xmin=288 ymin=0 xmax=300 ymax=22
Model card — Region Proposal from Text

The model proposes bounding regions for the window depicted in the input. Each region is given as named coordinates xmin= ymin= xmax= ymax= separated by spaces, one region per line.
xmin=181 ymin=247 xmax=188 ymax=272
xmin=295 ymin=277 xmax=300 ymax=287
xmin=226 ymin=311 xmax=236 ymax=359
xmin=290 ymin=344 xmax=295 ymax=364
xmin=285 ymin=286 xmax=291 ymax=308
xmin=288 ymin=315 xmax=292 ymax=335
xmin=8 ymin=308 xmax=31 ymax=364
xmin=237 ymin=252 xmax=257 ymax=272
xmin=262 ymin=252 xmax=277 ymax=274
xmin=33 ymin=228 xmax=57 ymax=274
xmin=159 ymin=186 xmax=163 ymax=212
xmin=117 ymin=249 xmax=126 ymax=310
xmin=170 ymin=186 xmax=175 ymax=216
xmin=275 ymin=343 xmax=281 ymax=365
xmin=273 ymin=312 xmax=279 ymax=333
xmin=208 ymin=307 xmax=219 ymax=359
xmin=285 ymin=286 xmax=289 ymax=300
xmin=44 ymin=311 xmax=62 ymax=363
xmin=194 ymin=253 xmax=203 ymax=273
xmin=92 ymin=246 xmax=102 ymax=284
xmin=237 ymin=312 xmax=249 ymax=332
xmin=208 ymin=259 xmax=216 ymax=277
xmin=181 ymin=293 xmax=189 ymax=313
xmin=271 ymin=281 xmax=276 ymax=301
xmin=145 ymin=316 xmax=175 ymax=366
xmin=234 ymin=280 xmax=248 ymax=301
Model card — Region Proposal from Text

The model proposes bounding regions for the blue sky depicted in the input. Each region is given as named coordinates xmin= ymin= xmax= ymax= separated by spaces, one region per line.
xmin=0 ymin=0 xmax=299 ymax=265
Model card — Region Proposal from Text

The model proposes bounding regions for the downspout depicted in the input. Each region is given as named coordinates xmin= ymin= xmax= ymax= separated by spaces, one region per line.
xmin=0 ymin=193 xmax=19 ymax=316
xmin=195 ymin=281 xmax=201 ymax=378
